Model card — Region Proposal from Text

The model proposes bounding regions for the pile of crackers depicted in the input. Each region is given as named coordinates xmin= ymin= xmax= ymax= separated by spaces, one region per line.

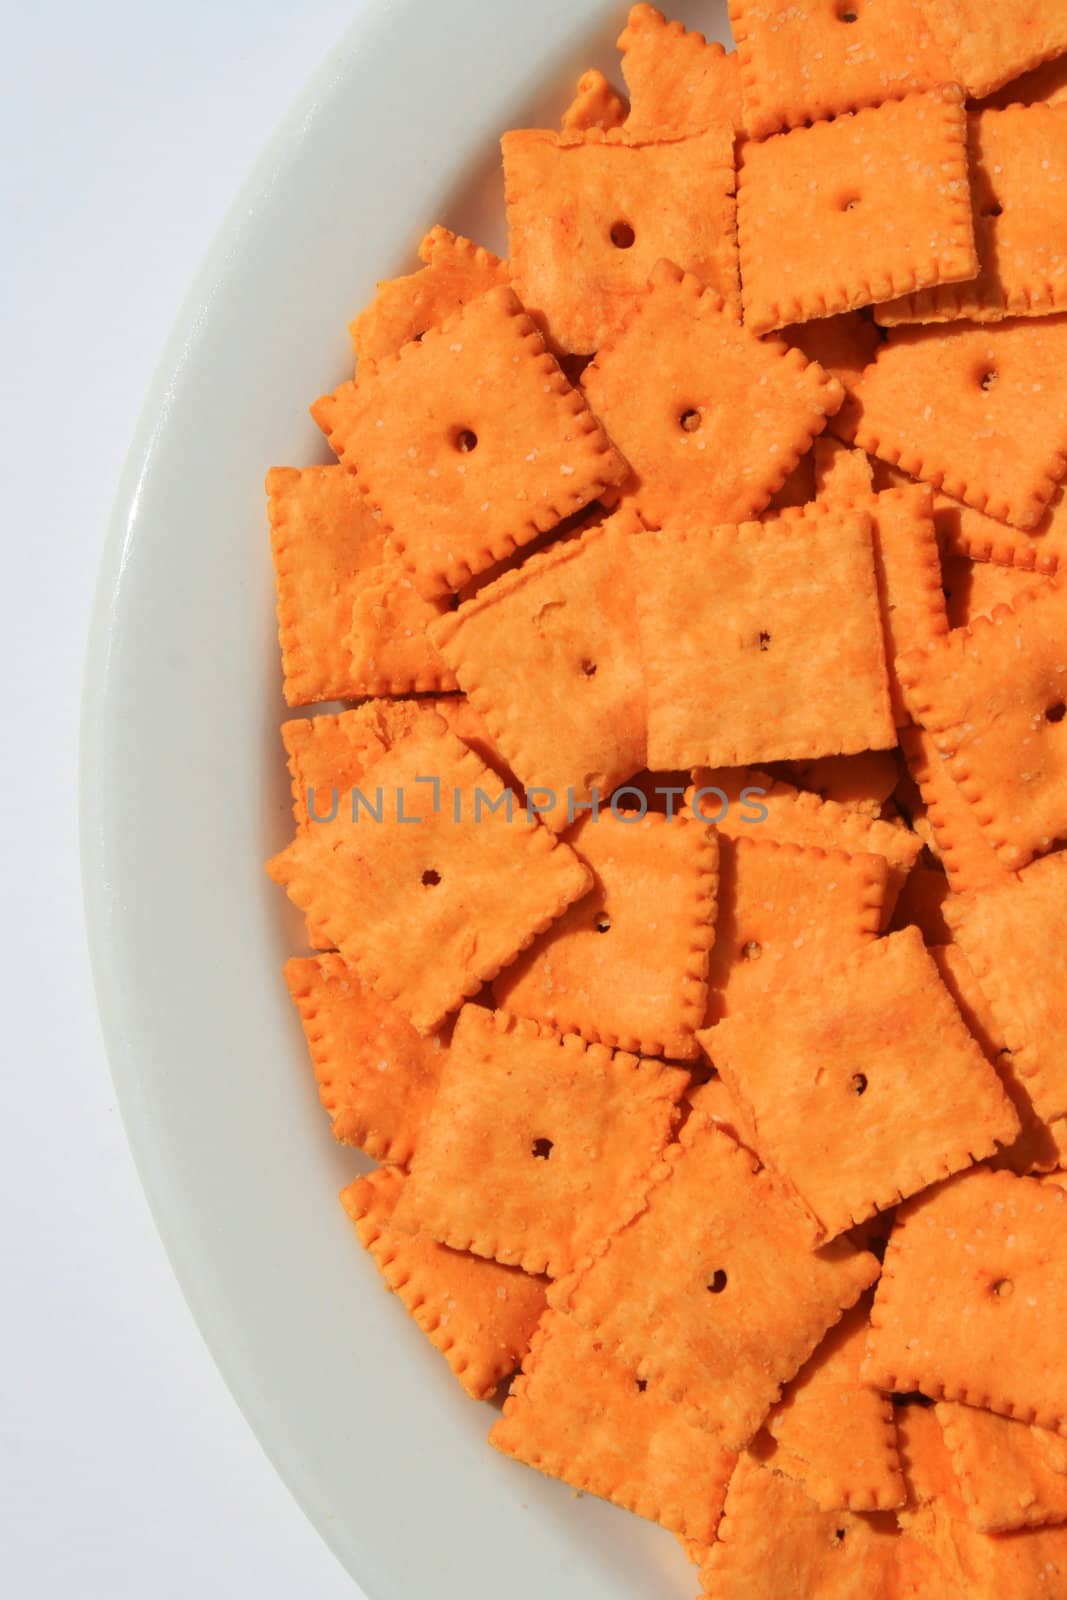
xmin=267 ymin=4 xmax=1067 ymax=1595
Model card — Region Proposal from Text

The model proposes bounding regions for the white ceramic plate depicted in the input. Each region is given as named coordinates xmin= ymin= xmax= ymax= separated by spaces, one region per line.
xmin=81 ymin=2 xmax=732 ymax=1593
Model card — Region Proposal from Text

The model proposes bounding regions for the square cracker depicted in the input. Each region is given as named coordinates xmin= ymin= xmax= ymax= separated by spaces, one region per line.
xmin=738 ymin=89 xmax=976 ymax=336
xmin=342 ymin=1166 xmax=547 ymax=1400
xmin=502 ymin=125 xmax=738 ymax=354
xmin=849 ymin=316 xmax=1067 ymax=530
xmin=267 ymin=721 xmax=592 ymax=1034
xmin=703 ymin=928 xmax=1020 ymax=1240
xmin=943 ymin=852 xmax=1067 ymax=1123
xmin=429 ymin=509 xmax=646 ymax=828
xmin=937 ymin=1400 xmax=1067 ymax=1533
xmin=284 ymin=953 xmax=446 ymax=1164
xmin=878 ymin=106 xmax=1067 ymax=326
xmin=885 ymin=458 xmax=1067 ymax=573
xmin=493 ymin=811 xmax=718 ymax=1061
xmin=349 ymin=226 xmax=509 ymax=369
xmin=553 ymin=1119 xmax=880 ymax=1447
xmin=582 ymin=260 xmax=843 ymax=529
xmin=760 ymin=1300 xmax=904 ymax=1512
xmin=618 ymin=4 xmax=743 ymax=136
xmin=636 ymin=509 xmax=894 ymax=769
xmin=490 ymin=1308 xmax=736 ymax=1543
xmin=897 ymin=577 xmax=1067 ymax=872
xmin=391 ymin=1005 xmax=687 ymax=1279
xmin=703 ymin=834 xmax=886 ymax=1026
xmin=312 ymin=285 xmax=629 ymax=599
xmin=919 ymin=0 xmax=1067 ymax=99
xmin=899 ymin=724 xmax=1013 ymax=895
xmin=863 ymin=1167 xmax=1067 ymax=1432
xmin=730 ymin=0 xmax=953 ymax=139
xmin=560 ymin=69 xmax=627 ymax=132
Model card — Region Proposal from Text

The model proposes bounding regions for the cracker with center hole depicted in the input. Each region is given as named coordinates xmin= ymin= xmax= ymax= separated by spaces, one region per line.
xmin=704 ymin=928 xmax=1019 ymax=1239
xmin=492 ymin=811 xmax=718 ymax=1061
xmin=392 ymin=1006 xmax=686 ymax=1277
xmin=502 ymin=126 xmax=738 ymax=355
xmin=849 ymin=317 xmax=1067 ymax=530
xmin=342 ymin=1166 xmax=547 ymax=1400
xmin=761 ymin=1300 xmax=904 ymax=1512
xmin=937 ymin=1400 xmax=1067 ymax=1533
xmin=313 ymin=285 xmax=629 ymax=599
xmin=943 ymin=852 xmax=1067 ymax=1123
xmin=899 ymin=724 xmax=1013 ymax=895
xmin=284 ymin=954 xmax=446 ymax=1163
xmin=582 ymin=261 xmax=843 ymax=529
xmin=560 ymin=69 xmax=627 ymax=132
xmin=863 ymin=1167 xmax=1067 ymax=1431
xmin=981 ymin=51 xmax=1067 ymax=111
xmin=429 ymin=509 xmax=646 ymax=829
xmin=636 ymin=509 xmax=894 ymax=769
xmin=553 ymin=1120 xmax=879 ymax=1447
xmin=702 ymin=835 xmax=886 ymax=1026
xmin=490 ymin=1307 xmax=736 ymax=1543
xmin=267 ymin=721 xmax=592 ymax=1034
xmin=879 ymin=106 xmax=1067 ymax=326
xmin=942 ymin=552 xmax=1055 ymax=628
xmin=618 ymin=4 xmax=743 ymax=136
xmin=349 ymin=226 xmax=509 ymax=369
xmin=787 ymin=751 xmax=900 ymax=817
xmin=738 ymin=89 xmax=975 ymax=336
xmin=918 ymin=0 xmax=1067 ymax=99
xmin=897 ymin=578 xmax=1067 ymax=872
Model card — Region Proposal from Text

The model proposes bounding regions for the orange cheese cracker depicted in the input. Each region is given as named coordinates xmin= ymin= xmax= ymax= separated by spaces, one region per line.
xmin=782 ymin=310 xmax=883 ymax=397
xmin=898 ymin=724 xmax=1013 ymax=895
xmin=490 ymin=1308 xmax=736 ymax=1543
xmin=313 ymin=284 xmax=629 ymax=598
xmin=918 ymin=0 xmax=1067 ymax=100
xmin=864 ymin=1167 xmax=1067 ymax=1432
xmin=267 ymin=721 xmax=592 ymax=1034
xmin=704 ymin=928 xmax=1019 ymax=1239
xmin=788 ymin=750 xmax=900 ymax=817
xmin=879 ymin=106 xmax=1067 ymax=326
xmin=502 ymin=125 xmax=738 ymax=354
xmin=284 ymin=953 xmax=445 ymax=1163
xmin=582 ymin=260 xmax=843 ymax=529
xmin=737 ymin=89 xmax=976 ymax=336
xmin=349 ymin=226 xmax=509 ymax=369
xmin=618 ymin=4 xmax=743 ymax=136
xmin=925 ymin=475 xmax=1067 ymax=574
xmin=937 ymin=1400 xmax=1067 ymax=1533
xmin=886 ymin=858 xmax=953 ymax=946
xmin=342 ymin=1166 xmax=546 ymax=1400
xmin=493 ymin=810 xmax=718 ymax=1061
xmin=636 ymin=509 xmax=894 ymax=769
xmin=391 ymin=1005 xmax=687 ymax=1279
xmin=554 ymin=1119 xmax=880 ymax=1447
xmin=942 ymin=553 xmax=1055 ymax=628
xmin=429 ymin=509 xmax=646 ymax=828
xmin=812 ymin=439 xmax=874 ymax=503
xmin=560 ymin=68 xmax=627 ymax=132
xmin=897 ymin=578 xmax=1067 ymax=872
xmin=849 ymin=316 xmax=1067 ymax=530
xmin=981 ymin=50 xmax=1067 ymax=111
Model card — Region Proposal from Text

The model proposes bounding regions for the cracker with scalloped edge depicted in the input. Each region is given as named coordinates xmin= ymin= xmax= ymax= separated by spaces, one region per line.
xmin=788 ymin=751 xmax=899 ymax=817
xmin=738 ymin=89 xmax=975 ymax=336
xmin=897 ymin=578 xmax=1067 ymax=872
xmin=937 ymin=1400 xmax=1067 ymax=1533
xmin=703 ymin=835 xmax=886 ymax=1026
xmin=502 ymin=126 xmax=738 ymax=355
xmin=730 ymin=0 xmax=953 ymax=139
xmin=911 ymin=470 xmax=1067 ymax=573
xmin=313 ymin=285 xmax=629 ymax=599
xmin=267 ymin=721 xmax=592 ymax=1034
xmin=493 ymin=811 xmax=718 ymax=1061
xmin=982 ymin=51 xmax=1067 ymax=111
xmin=850 ymin=317 xmax=1067 ymax=531
xmin=812 ymin=439 xmax=874 ymax=502
xmin=919 ymin=0 xmax=1067 ymax=99
xmin=760 ymin=1300 xmax=903 ymax=1513
xmin=554 ymin=1120 xmax=879 ymax=1447
xmin=490 ymin=1308 xmax=736 ymax=1542
xmin=583 ymin=261 xmax=843 ymax=529
xmin=637 ymin=509 xmax=894 ymax=769
xmin=618 ymin=4 xmax=743 ymax=136
xmin=430 ymin=509 xmax=646 ymax=830
xmin=863 ymin=1167 xmax=1067 ymax=1432
xmin=783 ymin=310 xmax=883 ymax=398
xmin=350 ymin=226 xmax=509 ymax=368
xmin=285 ymin=953 xmax=446 ymax=1163
xmin=942 ymin=553 xmax=1055 ymax=628
xmin=391 ymin=1005 xmax=687 ymax=1278
xmin=560 ymin=68 xmax=627 ymax=132
xmin=342 ymin=1166 xmax=547 ymax=1400
xmin=898 ymin=724 xmax=1013 ymax=894
xmin=879 ymin=106 xmax=1067 ymax=327
xmin=348 ymin=561 xmax=459 ymax=695
xmin=704 ymin=928 xmax=1019 ymax=1240
xmin=685 ymin=1074 xmax=761 ymax=1157
xmin=943 ymin=852 xmax=1067 ymax=1123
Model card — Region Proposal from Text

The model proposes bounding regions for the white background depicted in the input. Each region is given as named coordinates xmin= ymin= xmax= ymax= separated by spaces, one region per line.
xmin=2 ymin=4 xmax=367 ymax=1594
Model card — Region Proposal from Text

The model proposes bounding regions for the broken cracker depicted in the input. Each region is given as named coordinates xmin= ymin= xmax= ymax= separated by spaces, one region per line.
xmin=937 ymin=1399 xmax=1067 ymax=1533
xmin=350 ymin=225 xmax=509 ymax=368
xmin=919 ymin=0 xmax=1067 ymax=100
xmin=787 ymin=750 xmax=900 ymax=817
xmin=560 ymin=68 xmax=627 ymax=132
xmin=782 ymin=310 xmax=884 ymax=397
xmin=618 ymin=3 xmax=743 ymax=136
xmin=942 ymin=552 xmax=1055 ymax=628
